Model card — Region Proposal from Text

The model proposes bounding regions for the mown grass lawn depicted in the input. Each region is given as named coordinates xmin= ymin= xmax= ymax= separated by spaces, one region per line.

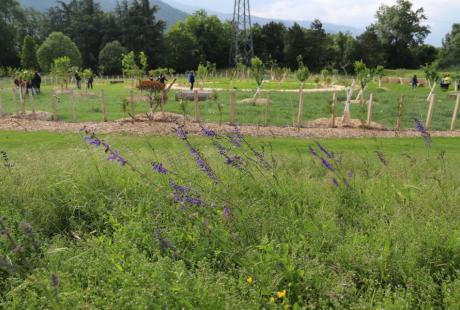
xmin=0 ymin=76 xmax=458 ymax=129
xmin=1 ymin=131 xmax=460 ymax=308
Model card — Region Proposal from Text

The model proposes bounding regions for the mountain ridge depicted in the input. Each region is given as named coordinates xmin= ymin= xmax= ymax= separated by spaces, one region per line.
xmin=19 ymin=0 xmax=363 ymax=35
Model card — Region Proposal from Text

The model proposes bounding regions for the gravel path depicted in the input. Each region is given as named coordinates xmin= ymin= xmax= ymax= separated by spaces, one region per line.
xmin=1 ymin=118 xmax=459 ymax=139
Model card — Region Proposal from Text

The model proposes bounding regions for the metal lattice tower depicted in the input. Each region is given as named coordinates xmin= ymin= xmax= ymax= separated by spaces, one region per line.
xmin=229 ymin=0 xmax=254 ymax=67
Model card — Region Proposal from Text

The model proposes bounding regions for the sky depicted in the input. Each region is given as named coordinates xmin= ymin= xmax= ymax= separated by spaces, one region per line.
xmin=172 ymin=0 xmax=459 ymax=46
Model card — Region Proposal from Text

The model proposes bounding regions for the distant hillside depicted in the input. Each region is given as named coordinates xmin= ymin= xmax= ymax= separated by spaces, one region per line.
xmin=18 ymin=0 xmax=188 ymax=27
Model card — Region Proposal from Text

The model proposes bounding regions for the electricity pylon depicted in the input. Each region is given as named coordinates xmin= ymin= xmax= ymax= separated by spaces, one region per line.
xmin=229 ymin=0 xmax=254 ymax=66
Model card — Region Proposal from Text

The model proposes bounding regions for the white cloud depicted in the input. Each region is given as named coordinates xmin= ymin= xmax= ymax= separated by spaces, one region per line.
xmin=250 ymin=0 xmax=458 ymax=45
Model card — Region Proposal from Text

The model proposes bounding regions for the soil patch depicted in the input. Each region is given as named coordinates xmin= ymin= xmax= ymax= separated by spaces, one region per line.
xmin=306 ymin=118 xmax=386 ymax=130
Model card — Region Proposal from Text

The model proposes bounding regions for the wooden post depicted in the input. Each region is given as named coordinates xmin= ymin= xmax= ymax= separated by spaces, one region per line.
xmin=0 ymin=93 xmax=4 ymax=117
xmin=427 ymin=83 xmax=436 ymax=102
xmin=450 ymin=93 xmax=460 ymax=130
xmin=331 ymin=92 xmax=337 ymax=128
xmin=51 ymin=95 xmax=58 ymax=120
xmin=297 ymin=85 xmax=304 ymax=127
xmin=160 ymin=90 xmax=165 ymax=113
xmin=12 ymin=87 xmax=19 ymax=116
xmin=71 ymin=91 xmax=77 ymax=122
xmin=366 ymin=93 xmax=374 ymax=127
xmin=425 ymin=94 xmax=435 ymax=129
xmin=28 ymin=93 xmax=36 ymax=120
xmin=101 ymin=90 xmax=108 ymax=122
xmin=20 ymin=85 xmax=26 ymax=114
xmin=229 ymin=89 xmax=235 ymax=125
xmin=194 ymin=90 xmax=200 ymax=123
xmin=130 ymin=90 xmax=135 ymax=115
xmin=395 ymin=96 xmax=404 ymax=132
xmin=264 ymin=97 xmax=270 ymax=126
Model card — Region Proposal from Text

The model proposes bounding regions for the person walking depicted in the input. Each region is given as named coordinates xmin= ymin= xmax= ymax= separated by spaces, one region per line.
xmin=411 ymin=75 xmax=418 ymax=89
xmin=157 ymin=73 xmax=168 ymax=85
xmin=75 ymin=72 xmax=82 ymax=89
xmin=31 ymin=71 xmax=41 ymax=95
xmin=188 ymin=70 xmax=195 ymax=90
xmin=87 ymin=74 xmax=94 ymax=89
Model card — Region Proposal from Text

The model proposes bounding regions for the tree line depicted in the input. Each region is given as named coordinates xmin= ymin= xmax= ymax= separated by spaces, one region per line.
xmin=0 ymin=0 xmax=459 ymax=76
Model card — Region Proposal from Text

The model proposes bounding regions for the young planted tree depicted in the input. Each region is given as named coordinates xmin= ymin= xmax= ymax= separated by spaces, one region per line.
xmin=375 ymin=65 xmax=385 ymax=88
xmin=122 ymin=52 xmax=143 ymax=87
xmin=250 ymin=57 xmax=265 ymax=104
xmin=14 ymin=69 xmax=34 ymax=114
xmin=321 ymin=67 xmax=333 ymax=87
xmin=354 ymin=60 xmax=372 ymax=101
xmin=196 ymin=62 xmax=215 ymax=90
xmin=296 ymin=56 xmax=310 ymax=126
xmin=139 ymin=52 xmax=148 ymax=76
xmin=51 ymin=56 xmax=72 ymax=91
xmin=421 ymin=62 xmax=439 ymax=101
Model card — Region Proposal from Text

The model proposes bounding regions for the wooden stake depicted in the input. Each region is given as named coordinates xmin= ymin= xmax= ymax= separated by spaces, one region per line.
xmin=20 ymin=85 xmax=26 ymax=114
xmin=160 ymin=90 xmax=165 ymax=113
xmin=366 ymin=93 xmax=374 ymax=127
xmin=0 ymin=93 xmax=4 ymax=117
xmin=450 ymin=93 xmax=460 ymax=130
xmin=331 ymin=92 xmax=337 ymax=128
xmin=28 ymin=92 xmax=36 ymax=120
xmin=229 ymin=89 xmax=236 ymax=125
xmin=12 ymin=87 xmax=19 ymax=116
xmin=71 ymin=91 xmax=77 ymax=122
xmin=297 ymin=85 xmax=304 ymax=127
xmin=425 ymin=94 xmax=435 ymax=129
xmin=130 ymin=90 xmax=135 ymax=115
xmin=264 ymin=96 xmax=270 ymax=126
xmin=396 ymin=95 xmax=404 ymax=131
xmin=194 ymin=90 xmax=200 ymax=123
xmin=427 ymin=83 xmax=436 ymax=102
xmin=101 ymin=90 xmax=108 ymax=122
xmin=52 ymin=95 xmax=58 ymax=121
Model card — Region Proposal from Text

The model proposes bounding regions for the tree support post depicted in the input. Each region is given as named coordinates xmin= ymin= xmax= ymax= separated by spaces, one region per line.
xmin=297 ymin=86 xmax=304 ymax=127
xmin=450 ymin=93 xmax=460 ymax=131
xmin=194 ymin=90 xmax=200 ymax=123
xmin=331 ymin=92 xmax=337 ymax=128
xmin=101 ymin=90 xmax=108 ymax=122
xmin=366 ymin=93 xmax=374 ymax=127
xmin=229 ymin=89 xmax=236 ymax=125
xmin=425 ymin=94 xmax=435 ymax=130
xmin=71 ymin=91 xmax=77 ymax=122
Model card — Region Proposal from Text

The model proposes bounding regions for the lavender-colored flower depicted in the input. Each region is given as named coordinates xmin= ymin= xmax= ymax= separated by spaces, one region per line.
xmin=414 ymin=118 xmax=432 ymax=147
xmin=185 ymin=196 xmax=202 ymax=206
xmin=226 ymin=156 xmax=243 ymax=168
xmin=176 ymin=125 xmax=188 ymax=140
xmin=347 ymin=171 xmax=353 ymax=179
xmin=188 ymin=145 xmax=218 ymax=182
xmin=213 ymin=141 xmax=227 ymax=156
xmin=309 ymin=146 xmax=319 ymax=158
xmin=316 ymin=142 xmax=334 ymax=159
xmin=375 ymin=151 xmax=388 ymax=166
xmin=152 ymin=161 xmax=168 ymax=174
xmin=107 ymin=150 xmax=127 ymax=166
xmin=320 ymin=157 xmax=334 ymax=171
xmin=332 ymin=178 xmax=339 ymax=187
xmin=223 ymin=207 xmax=232 ymax=219
xmin=201 ymin=125 xmax=216 ymax=137
xmin=229 ymin=127 xmax=243 ymax=147
xmin=169 ymin=180 xmax=191 ymax=194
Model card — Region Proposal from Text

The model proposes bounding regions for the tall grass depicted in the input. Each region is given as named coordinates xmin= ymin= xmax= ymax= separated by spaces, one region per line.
xmin=0 ymin=131 xmax=460 ymax=308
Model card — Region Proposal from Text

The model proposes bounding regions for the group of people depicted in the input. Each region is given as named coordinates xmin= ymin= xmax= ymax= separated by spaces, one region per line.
xmin=14 ymin=71 xmax=42 ymax=95
xmin=412 ymin=74 xmax=457 ymax=90
xmin=74 ymin=72 xmax=94 ymax=90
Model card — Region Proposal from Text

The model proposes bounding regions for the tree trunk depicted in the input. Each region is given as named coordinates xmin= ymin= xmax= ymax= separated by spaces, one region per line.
xmin=297 ymin=83 xmax=305 ymax=127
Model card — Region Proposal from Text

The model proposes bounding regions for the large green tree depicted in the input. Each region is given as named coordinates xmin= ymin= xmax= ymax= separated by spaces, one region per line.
xmin=164 ymin=25 xmax=200 ymax=72
xmin=0 ymin=0 xmax=25 ymax=67
xmin=439 ymin=24 xmax=460 ymax=68
xmin=98 ymin=41 xmax=126 ymax=75
xmin=353 ymin=27 xmax=385 ymax=69
xmin=21 ymin=35 xmax=38 ymax=69
xmin=373 ymin=0 xmax=430 ymax=68
xmin=46 ymin=0 xmax=106 ymax=70
xmin=253 ymin=22 xmax=286 ymax=65
xmin=284 ymin=23 xmax=307 ymax=69
xmin=115 ymin=0 xmax=165 ymax=68
xmin=36 ymin=32 xmax=82 ymax=72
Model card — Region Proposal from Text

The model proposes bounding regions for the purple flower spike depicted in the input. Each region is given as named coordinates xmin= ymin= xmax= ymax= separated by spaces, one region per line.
xmin=201 ymin=125 xmax=216 ymax=137
xmin=176 ymin=125 xmax=188 ymax=140
xmin=189 ymin=145 xmax=218 ymax=183
xmin=375 ymin=151 xmax=388 ymax=166
xmin=321 ymin=157 xmax=334 ymax=171
xmin=185 ymin=196 xmax=202 ymax=206
xmin=413 ymin=118 xmax=431 ymax=148
xmin=309 ymin=146 xmax=319 ymax=158
xmin=152 ymin=161 xmax=168 ymax=174
xmin=348 ymin=171 xmax=353 ymax=179
xmin=229 ymin=127 xmax=243 ymax=147
xmin=332 ymin=178 xmax=339 ymax=187
xmin=223 ymin=207 xmax=232 ymax=219
xmin=316 ymin=142 xmax=334 ymax=159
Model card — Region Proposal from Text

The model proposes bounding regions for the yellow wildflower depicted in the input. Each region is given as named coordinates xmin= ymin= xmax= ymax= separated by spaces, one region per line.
xmin=269 ymin=297 xmax=275 ymax=303
xmin=246 ymin=276 xmax=253 ymax=285
xmin=277 ymin=289 xmax=286 ymax=298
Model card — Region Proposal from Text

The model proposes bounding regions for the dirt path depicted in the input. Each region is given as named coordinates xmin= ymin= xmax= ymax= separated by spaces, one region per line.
xmin=1 ymin=118 xmax=460 ymax=139
xmin=171 ymin=85 xmax=346 ymax=93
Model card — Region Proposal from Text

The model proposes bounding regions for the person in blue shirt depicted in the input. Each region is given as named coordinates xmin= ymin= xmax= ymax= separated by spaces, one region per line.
xmin=188 ymin=70 xmax=195 ymax=90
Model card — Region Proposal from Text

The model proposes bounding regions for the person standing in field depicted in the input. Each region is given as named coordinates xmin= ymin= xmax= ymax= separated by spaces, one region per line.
xmin=188 ymin=70 xmax=195 ymax=90
xmin=87 ymin=74 xmax=94 ymax=89
xmin=411 ymin=75 xmax=418 ymax=89
xmin=75 ymin=72 xmax=82 ymax=89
